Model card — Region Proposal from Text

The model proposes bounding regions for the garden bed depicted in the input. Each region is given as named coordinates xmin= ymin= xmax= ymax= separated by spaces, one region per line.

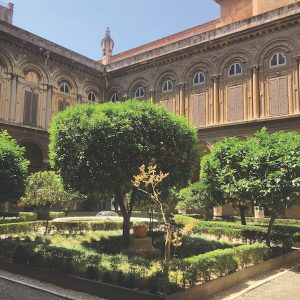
xmin=0 ymin=249 xmax=299 ymax=300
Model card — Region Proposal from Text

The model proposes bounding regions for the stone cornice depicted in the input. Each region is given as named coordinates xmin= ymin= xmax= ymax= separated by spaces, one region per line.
xmin=106 ymin=2 xmax=300 ymax=75
xmin=0 ymin=20 xmax=104 ymax=73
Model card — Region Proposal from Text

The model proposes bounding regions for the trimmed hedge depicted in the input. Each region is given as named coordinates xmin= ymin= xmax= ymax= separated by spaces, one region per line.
xmin=0 ymin=211 xmax=66 ymax=223
xmin=0 ymin=239 xmax=269 ymax=294
xmin=19 ymin=212 xmax=37 ymax=222
xmin=51 ymin=221 xmax=124 ymax=234
xmin=175 ymin=215 xmax=298 ymax=249
xmin=0 ymin=221 xmax=45 ymax=236
xmin=169 ymin=243 xmax=268 ymax=288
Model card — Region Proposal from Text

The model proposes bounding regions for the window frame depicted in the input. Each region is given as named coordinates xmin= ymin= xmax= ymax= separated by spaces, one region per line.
xmin=193 ymin=72 xmax=206 ymax=86
xmin=135 ymin=86 xmax=145 ymax=99
xmin=228 ymin=63 xmax=242 ymax=77
xmin=88 ymin=91 xmax=96 ymax=102
xmin=270 ymin=52 xmax=287 ymax=68
xmin=111 ymin=92 xmax=119 ymax=102
xmin=60 ymin=82 xmax=70 ymax=94
xmin=162 ymin=80 xmax=173 ymax=93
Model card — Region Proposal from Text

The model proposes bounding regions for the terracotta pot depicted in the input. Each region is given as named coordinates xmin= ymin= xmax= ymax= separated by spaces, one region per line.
xmin=133 ymin=225 xmax=148 ymax=238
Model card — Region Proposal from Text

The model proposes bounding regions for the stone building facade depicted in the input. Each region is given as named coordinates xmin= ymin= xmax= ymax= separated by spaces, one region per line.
xmin=0 ymin=0 xmax=300 ymax=216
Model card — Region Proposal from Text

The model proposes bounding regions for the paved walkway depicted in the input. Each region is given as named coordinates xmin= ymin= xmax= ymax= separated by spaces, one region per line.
xmin=208 ymin=261 xmax=300 ymax=300
xmin=0 ymin=277 xmax=67 ymax=300
xmin=0 ymin=269 xmax=105 ymax=300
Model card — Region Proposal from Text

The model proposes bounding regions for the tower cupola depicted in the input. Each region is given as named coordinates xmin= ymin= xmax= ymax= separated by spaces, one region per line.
xmin=101 ymin=27 xmax=114 ymax=65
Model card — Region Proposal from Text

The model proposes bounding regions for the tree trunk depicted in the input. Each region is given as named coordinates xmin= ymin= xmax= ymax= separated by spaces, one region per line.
xmin=239 ymin=205 xmax=247 ymax=225
xmin=44 ymin=212 xmax=49 ymax=235
xmin=115 ymin=186 xmax=131 ymax=247
xmin=113 ymin=200 xmax=118 ymax=212
xmin=164 ymin=224 xmax=172 ymax=263
xmin=266 ymin=211 xmax=276 ymax=247
xmin=204 ymin=207 xmax=211 ymax=221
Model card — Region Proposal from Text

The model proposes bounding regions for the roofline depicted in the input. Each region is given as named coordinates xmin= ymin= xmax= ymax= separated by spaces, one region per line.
xmin=0 ymin=20 xmax=104 ymax=72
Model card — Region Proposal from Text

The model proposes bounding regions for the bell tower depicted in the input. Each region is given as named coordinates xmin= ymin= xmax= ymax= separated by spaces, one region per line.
xmin=101 ymin=27 xmax=114 ymax=65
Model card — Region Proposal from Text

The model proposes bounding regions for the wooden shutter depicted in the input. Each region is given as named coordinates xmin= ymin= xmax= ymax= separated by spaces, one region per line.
xmin=227 ymin=85 xmax=243 ymax=122
xmin=191 ymin=94 xmax=206 ymax=127
xmin=269 ymin=76 xmax=288 ymax=116
xmin=228 ymin=86 xmax=236 ymax=122
xmin=235 ymin=85 xmax=244 ymax=121
xmin=31 ymin=93 xmax=38 ymax=126
xmin=279 ymin=77 xmax=288 ymax=115
xmin=23 ymin=91 xmax=32 ymax=125
xmin=161 ymin=99 xmax=175 ymax=113
xmin=269 ymin=78 xmax=279 ymax=115
xmin=58 ymin=100 xmax=64 ymax=112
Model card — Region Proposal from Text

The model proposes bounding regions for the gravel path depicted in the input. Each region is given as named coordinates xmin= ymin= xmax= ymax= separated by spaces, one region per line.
xmin=207 ymin=261 xmax=300 ymax=300
xmin=0 ymin=269 xmax=106 ymax=300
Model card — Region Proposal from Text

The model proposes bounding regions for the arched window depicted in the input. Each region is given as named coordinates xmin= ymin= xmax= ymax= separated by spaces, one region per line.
xmin=135 ymin=87 xmax=145 ymax=99
xmin=193 ymin=72 xmax=205 ymax=85
xmin=111 ymin=92 xmax=119 ymax=102
xmin=26 ymin=71 xmax=39 ymax=84
xmin=229 ymin=63 xmax=242 ymax=76
xmin=60 ymin=82 xmax=69 ymax=94
xmin=88 ymin=91 xmax=96 ymax=102
xmin=162 ymin=80 xmax=173 ymax=92
xmin=270 ymin=53 xmax=286 ymax=67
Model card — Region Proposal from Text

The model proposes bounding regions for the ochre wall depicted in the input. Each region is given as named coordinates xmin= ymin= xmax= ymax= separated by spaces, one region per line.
xmin=253 ymin=0 xmax=297 ymax=15
xmin=218 ymin=0 xmax=297 ymax=25
xmin=218 ymin=0 xmax=253 ymax=25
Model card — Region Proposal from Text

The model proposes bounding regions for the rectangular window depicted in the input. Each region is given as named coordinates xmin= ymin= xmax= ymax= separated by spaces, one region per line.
xmin=269 ymin=76 xmax=288 ymax=116
xmin=227 ymin=85 xmax=244 ymax=122
xmin=191 ymin=93 xmax=206 ymax=127
xmin=23 ymin=90 xmax=38 ymax=126
xmin=58 ymin=100 xmax=70 ymax=112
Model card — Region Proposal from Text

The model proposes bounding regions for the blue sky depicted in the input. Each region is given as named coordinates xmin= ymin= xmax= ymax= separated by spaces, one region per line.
xmin=11 ymin=0 xmax=220 ymax=61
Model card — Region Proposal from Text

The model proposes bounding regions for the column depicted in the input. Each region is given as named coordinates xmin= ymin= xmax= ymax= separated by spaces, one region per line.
xmin=252 ymin=66 xmax=260 ymax=119
xmin=213 ymin=76 xmax=219 ymax=124
xmin=149 ymin=90 xmax=155 ymax=103
xmin=9 ymin=73 xmax=17 ymax=122
xmin=179 ymin=83 xmax=185 ymax=116
xmin=45 ymin=85 xmax=52 ymax=128
xmin=296 ymin=57 xmax=300 ymax=113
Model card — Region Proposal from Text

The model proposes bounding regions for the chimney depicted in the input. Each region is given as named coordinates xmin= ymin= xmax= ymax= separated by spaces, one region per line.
xmin=0 ymin=2 xmax=14 ymax=24
xmin=101 ymin=27 xmax=114 ymax=65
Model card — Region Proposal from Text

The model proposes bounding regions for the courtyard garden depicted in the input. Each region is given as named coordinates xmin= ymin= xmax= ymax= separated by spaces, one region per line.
xmin=0 ymin=99 xmax=300 ymax=298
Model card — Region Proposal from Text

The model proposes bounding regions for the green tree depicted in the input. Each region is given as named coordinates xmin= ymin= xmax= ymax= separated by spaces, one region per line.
xmin=178 ymin=180 xmax=216 ymax=220
xmin=49 ymin=100 xmax=198 ymax=245
xmin=0 ymin=130 xmax=29 ymax=205
xmin=244 ymin=129 xmax=300 ymax=246
xmin=20 ymin=171 xmax=84 ymax=233
xmin=200 ymin=137 xmax=253 ymax=225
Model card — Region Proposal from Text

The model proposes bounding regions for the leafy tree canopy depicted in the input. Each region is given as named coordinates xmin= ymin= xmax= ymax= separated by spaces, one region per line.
xmin=0 ymin=130 xmax=29 ymax=204
xmin=20 ymin=171 xmax=84 ymax=212
xmin=49 ymin=99 xmax=198 ymax=243
xmin=50 ymin=100 xmax=198 ymax=194
xmin=245 ymin=128 xmax=300 ymax=213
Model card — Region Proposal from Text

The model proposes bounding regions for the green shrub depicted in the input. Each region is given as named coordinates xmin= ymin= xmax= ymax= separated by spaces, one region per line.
xmin=170 ymin=243 xmax=269 ymax=288
xmin=51 ymin=221 xmax=123 ymax=234
xmin=85 ymin=264 xmax=99 ymax=280
xmin=19 ymin=212 xmax=37 ymax=222
xmin=12 ymin=243 xmax=33 ymax=264
xmin=174 ymin=215 xmax=297 ymax=249
xmin=234 ymin=243 xmax=268 ymax=268
xmin=0 ymin=221 xmax=44 ymax=236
